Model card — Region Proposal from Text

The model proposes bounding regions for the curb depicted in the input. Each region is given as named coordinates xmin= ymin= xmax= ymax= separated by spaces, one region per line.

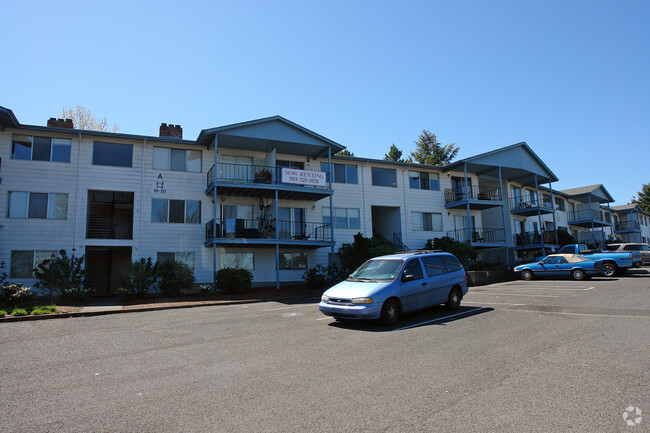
xmin=0 ymin=295 xmax=321 ymax=323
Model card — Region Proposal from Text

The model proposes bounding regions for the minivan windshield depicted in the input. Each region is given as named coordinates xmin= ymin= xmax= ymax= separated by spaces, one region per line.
xmin=349 ymin=259 xmax=404 ymax=281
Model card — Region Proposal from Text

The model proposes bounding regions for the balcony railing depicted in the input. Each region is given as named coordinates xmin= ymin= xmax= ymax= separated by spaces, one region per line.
xmin=514 ymin=230 xmax=557 ymax=247
xmin=615 ymin=220 xmax=640 ymax=231
xmin=444 ymin=185 xmax=501 ymax=204
xmin=568 ymin=209 xmax=608 ymax=224
xmin=446 ymin=227 xmax=506 ymax=244
xmin=207 ymin=163 xmax=328 ymax=189
xmin=205 ymin=218 xmax=332 ymax=241
xmin=509 ymin=196 xmax=554 ymax=211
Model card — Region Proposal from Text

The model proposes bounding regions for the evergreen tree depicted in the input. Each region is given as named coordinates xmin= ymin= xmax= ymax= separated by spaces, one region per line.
xmin=336 ymin=149 xmax=354 ymax=156
xmin=632 ymin=181 xmax=650 ymax=212
xmin=410 ymin=130 xmax=459 ymax=165
xmin=384 ymin=144 xmax=404 ymax=162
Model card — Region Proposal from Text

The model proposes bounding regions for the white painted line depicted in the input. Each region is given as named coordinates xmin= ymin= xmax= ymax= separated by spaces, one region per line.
xmin=467 ymin=301 xmax=525 ymax=306
xmin=584 ymin=287 xmax=596 ymax=291
xmin=317 ymin=317 xmax=335 ymax=321
xmin=476 ymin=287 xmax=588 ymax=291
xmin=263 ymin=304 xmax=316 ymax=312
xmin=394 ymin=307 xmax=486 ymax=331
xmin=467 ymin=292 xmax=559 ymax=298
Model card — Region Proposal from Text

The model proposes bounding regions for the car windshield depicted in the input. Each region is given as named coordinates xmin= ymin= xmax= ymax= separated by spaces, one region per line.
xmin=349 ymin=259 xmax=404 ymax=281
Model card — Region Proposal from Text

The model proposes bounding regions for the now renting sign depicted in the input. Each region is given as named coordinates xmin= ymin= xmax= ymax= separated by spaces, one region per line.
xmin=281 ymin=168 xmax=327 ymax=187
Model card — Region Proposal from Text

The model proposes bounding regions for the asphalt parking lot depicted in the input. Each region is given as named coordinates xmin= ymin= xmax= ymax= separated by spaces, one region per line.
xmin=1 ymin=271 xmax=648 ymax=432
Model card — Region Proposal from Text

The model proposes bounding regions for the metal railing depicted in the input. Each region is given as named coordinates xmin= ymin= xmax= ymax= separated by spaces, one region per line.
xmin=444 ymin=185 xmax=501 ymax=204
xmin=446 ymin=227 xmax=506 ymax=244
xmin=205 ymin=218 xmax=332 ymax=241
xmin=392 ymin=232 xmax=409 ymax=251
xmin=568 ymin=209 xmax=609 ymax=223
xmin=615 ymin=220 xmax=640 ymax=231
xmin=509 ymin=196 xmax=554 ymax=211
xmin=207 ymin=163 xmax=328 ymax=189
xmin=514 ymin=230 xmax=557 ymax=247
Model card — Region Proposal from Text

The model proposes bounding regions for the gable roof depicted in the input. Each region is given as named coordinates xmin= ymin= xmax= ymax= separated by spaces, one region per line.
xmin=0 ymin=106 xmax=19 ymax=130
xmin=611 ymin=203 xmax=650 ymax=215
xmin=196 ymin=115 xmax=345 ymax=158
xmin=443 ymin=142 xmax=558 ymax=186
xmin=559 ymin=184 xmax=614 ymax=203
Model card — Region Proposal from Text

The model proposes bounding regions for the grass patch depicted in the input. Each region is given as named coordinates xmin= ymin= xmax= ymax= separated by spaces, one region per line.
xmin=0 ymin=310 xmax=7 ymax=318
xmin=11 ymin=308 xmax=28 ymax=317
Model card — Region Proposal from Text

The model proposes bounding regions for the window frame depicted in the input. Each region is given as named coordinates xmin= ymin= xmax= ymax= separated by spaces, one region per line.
xmin=411 ymin=211 xmax=443 ymax=232
xmin=321 ymin=162 xmax=358 ymax=184
xmin=279 ymin=252 xmax=308 ymax=270
xmin=156 ymin=251 xmax=196 ymax=270
xmin=322 ymin=207 xmax=361 ymax=229
xmin=408 ymin=170 xmax=440 ymax=191
xmin=8 ymin=191 xmax=68 ymax=220
xmin=92 ymin=141 xmax=133 ymax=168
xmin=220 ymin=252 xmax=255 ymax=270
xmin=153 ymin=146 xmax=202 ymax=173
xmin=371 ymin=167 xmax=397 ymax=187
xmin=11 ymin=135 xmax=72 ymax=163
xmin=151 ymin=198 xmax=201 ymax=224
xmin=10 ymin=250 xmax=57 ymax=278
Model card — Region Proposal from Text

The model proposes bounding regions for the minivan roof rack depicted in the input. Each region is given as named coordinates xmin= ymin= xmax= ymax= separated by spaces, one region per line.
xmin=391 ymin=249 xmax=443 ymax=255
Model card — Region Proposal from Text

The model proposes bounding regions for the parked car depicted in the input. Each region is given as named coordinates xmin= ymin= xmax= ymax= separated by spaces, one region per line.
xmin=538 ymin=244 xmax=642 ymax=277
xmin=514 ymin=254 xmax=604 ymax=281
xmin=604 ymin=243 xmax=650 ymax=266
xmin=318 ymin=251 xmax=469 ymax=325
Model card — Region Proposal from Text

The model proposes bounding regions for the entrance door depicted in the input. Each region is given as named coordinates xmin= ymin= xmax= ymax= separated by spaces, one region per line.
xmin=85 ymin=246 xmax=132 ymax=296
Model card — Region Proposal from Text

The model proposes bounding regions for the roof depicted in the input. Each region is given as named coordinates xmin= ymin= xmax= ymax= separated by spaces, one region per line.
xmin=610 ymin=203 xmax=650 ymax=215
xmin=559 ymin=184 xmax=614 ymax=203
xmin=547 ymin=254 xmax=590 ymax=263
xmin=443 ymin=142 xmax=559 ymax=186
xmin=330 ymin=155 xmax=443 ymax=171
xmin=0 ymin=106 xmax=20 ymax=130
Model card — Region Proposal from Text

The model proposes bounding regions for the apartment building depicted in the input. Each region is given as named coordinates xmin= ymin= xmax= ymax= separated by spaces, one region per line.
xmin=0 ymin=105 xmax=628 ymax=295
xmin=608 ymin=203 xmax=650 ymax=244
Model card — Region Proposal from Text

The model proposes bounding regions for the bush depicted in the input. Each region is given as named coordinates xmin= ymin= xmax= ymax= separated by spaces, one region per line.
xmin=0 ymin=261 xmax=8 ymax=288
xmin=556 ymin=230 xmax=575 ymax=247
xmin=302 ymin=265 xmax=342 ymax=290
xmin=215 ymin=268 xmax=253 ymax=294
xmin=0 ymin=310 xmax=7 ymax=318
xmin=116 ymin=287 xmax=131 ymax=304
xmin=1 ymin=283 xmax=33 ymax=310
xmin=128 ymin=258 xmax=157 ymax=298
xmin=157 ymin=260 xmax=194 ymax=296
xmin=425 ymin=236 xmax=479 ymax=267
xmin=338 ymin=233 xmax=401 ymax=276
xmin=31 ymin=307 xmax=52 ymax=316
xmin=34 ymin=250 xmax=91 ymax=302
xmin=11 ymin=308 xmax=28 ymax=317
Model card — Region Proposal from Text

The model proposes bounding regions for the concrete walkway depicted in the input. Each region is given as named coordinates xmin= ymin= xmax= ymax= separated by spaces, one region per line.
xmin=80 ymin=298 xmax=124 ymax=313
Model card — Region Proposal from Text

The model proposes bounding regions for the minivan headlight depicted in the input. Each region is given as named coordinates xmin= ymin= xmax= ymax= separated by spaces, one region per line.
xmin=321 ymin=295 xmax=329 ymax=302
xmin=351 ymin=297 xmax=373 ymax=304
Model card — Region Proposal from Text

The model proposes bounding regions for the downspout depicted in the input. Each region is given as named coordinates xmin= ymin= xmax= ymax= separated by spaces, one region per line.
xmin=549 ymin=182 xmax=558 ymax=246
xmin=498 ymin=166 xmax=509 ymax=269
xmin=212 ymin=136 xmax=218 ymax=291
xmin=328 ymin=148 xmax=334 ymax=260
xmin=535 ymin=174 xmax=545 ymax=255
xmin=74 ymin=131 xmax=82 ymax=252
xmin=275 ymin=189 xmax=280 ymax=290
xmin=138 ymin=138 xmax=146 ymax=260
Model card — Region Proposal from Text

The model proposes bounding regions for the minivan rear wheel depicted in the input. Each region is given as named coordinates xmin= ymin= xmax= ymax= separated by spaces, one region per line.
xmin=380 ymin=299 xmax=400 ymax=325
xmin=446 ymin=288 xmax=462 ymax=311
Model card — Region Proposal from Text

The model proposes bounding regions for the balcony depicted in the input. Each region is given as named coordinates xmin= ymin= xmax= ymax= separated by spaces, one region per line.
xmin=205 ymin=218 xmax=334 ymax=248
xmin=568 ymin=209 xmax=612 ymax=228
xmin=446 ymin=227 xmax=506 ymax=247
xmin=444 ymin=185 xmax=504 ymax=210
xmin=614 ymin=220 xmax=640 ymax=233
xmin=206 ymin=163 xmax=332 ymax=201
xmin=509 ymin=196 xmax=555 ymax=216
xmin=514 ymin=230 xmax=558 ymax=249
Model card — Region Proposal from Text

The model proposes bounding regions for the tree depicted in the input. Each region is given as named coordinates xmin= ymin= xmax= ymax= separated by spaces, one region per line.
xmin=384 ymin=144 xmax=404 ymax=162
xmin=335 ymin=149 xmax=354 ymax=156
xmin=57 ymin=106 xmax=119 ymax=132
xmin=632 ymin=181 xmax=650 ymax=213
xmin=338 ymin=233 xmax=400 ymax=276
xmin=409 ymin=130 xmax=458 ymax=165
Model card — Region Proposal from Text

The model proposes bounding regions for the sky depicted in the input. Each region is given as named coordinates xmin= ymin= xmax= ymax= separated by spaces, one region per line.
xmin=3 ymin=0 xmax=649 ymax=205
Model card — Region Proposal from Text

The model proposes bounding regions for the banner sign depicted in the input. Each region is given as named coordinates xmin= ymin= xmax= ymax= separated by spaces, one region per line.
xmin=281 ymin=168 xmax=327 ymax=187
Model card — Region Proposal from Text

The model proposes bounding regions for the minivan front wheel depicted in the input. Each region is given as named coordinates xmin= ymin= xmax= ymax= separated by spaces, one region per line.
xmin=380 ymin=299 xmax=400 ymax=325
xmin=446 ymin=288 xmax=462 ymax=311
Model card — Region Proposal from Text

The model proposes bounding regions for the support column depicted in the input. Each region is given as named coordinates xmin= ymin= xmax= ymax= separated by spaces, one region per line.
xmin=212 ymin=136 xmax=218 ymax=291
xmin=535 ymin=174 xmax=545 ymax=254
xmin=498 ymin=166 xmax=509 ymax=269
xmin=589 ymin=195 xmax=596 ymax=247
xmin=464 ymin=163 xmax=472 ymax=242
xmin=549 ymin=182 xmax=558 ymax=246
xmin=328 ymin=148 xmax=335 ymax=260
xmin=275 ymin=189 xmax=280 ymax=290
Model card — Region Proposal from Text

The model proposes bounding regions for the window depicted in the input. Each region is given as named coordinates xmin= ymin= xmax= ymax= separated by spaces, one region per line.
xmin=555 ymin=197 xmax=566 ymax=211
xmin=153 ymin=147 xmax=201 ymax=172
xmin=8 ymin=192 xmax=68 ymax=219
xmin=156 ymin=251 xmax=195 ymax=270
xmin=323 ymin=207 xmax=360 ymax=229
xmin=151 ymin=199 xmax=201 ymax=224
xmin=321 ymin=163 xmax=358 ymax=184
xmin=371 ymin=167 xmax=397 ymax=187
xmin=12 ymin=135 xmax=71 ymax=162
xmin=409 ymin=171 xmax=440 ymax=191
xmin=10 ymin=250 xmax=57 ymax=278
xmin=420 ymin=255 xmax=446 ymax=277
xmin=220 ymin=253 xmax=254 ymax=270
xmin=412 ymin=212 xmax=442 ymax=231
xmin=402 ymin=259 xmax=424 ymax=280
xmin=279 ymin=252 xmax=308 ymax=270
xmin=93 ymin=141 xmax=133 ymax=167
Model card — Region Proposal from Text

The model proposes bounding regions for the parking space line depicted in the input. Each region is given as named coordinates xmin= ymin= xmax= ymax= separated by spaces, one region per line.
xmin=467 ymin=301 xmax=525 ymax=306
xmin=394 ymin=307 xmax=487 ymax=331
xmin=584 ymin=287 xmax=596 ymax=291
xmin=467 ymin=292 xmax=559 ymax=298
xmin=263 ymin=304 xmax=317 ymax=312
xmin=476 ymin=287 xmax=588 ymax=291
xmin=316 ymin=317 xmax=335 ymax=321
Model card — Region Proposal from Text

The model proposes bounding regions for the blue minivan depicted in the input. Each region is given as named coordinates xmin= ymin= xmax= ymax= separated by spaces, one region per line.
xmin=318 ymin=251 xmax=469 ymax=325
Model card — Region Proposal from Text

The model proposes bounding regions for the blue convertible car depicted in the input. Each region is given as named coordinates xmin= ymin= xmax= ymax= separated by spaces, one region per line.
xmin=514 ymin=254 xmax=604 ymax=281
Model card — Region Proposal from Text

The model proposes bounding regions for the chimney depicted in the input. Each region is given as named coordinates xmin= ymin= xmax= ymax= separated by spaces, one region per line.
xmin=47 ymin=118 xmax=74 ymax=129
xmin=159 ymin=123 xmax=183 ymax=139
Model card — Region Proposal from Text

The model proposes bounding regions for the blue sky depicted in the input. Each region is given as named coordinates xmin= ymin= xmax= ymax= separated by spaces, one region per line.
xmin=3 ymin=0 xmax=648 ymax=204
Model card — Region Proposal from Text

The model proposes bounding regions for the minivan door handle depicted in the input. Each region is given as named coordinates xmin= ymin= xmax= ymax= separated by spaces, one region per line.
xmin=421 ymin=282 xmax=427 ymax=286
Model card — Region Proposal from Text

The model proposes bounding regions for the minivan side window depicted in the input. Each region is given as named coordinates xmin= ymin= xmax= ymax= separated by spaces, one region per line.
xmin=420 ymin=256 xmax=446 ymax=277
xmin=442 ymin=255 xmax=463 ymax=272
xmin=402 ymin=259 xmax=424 ymax=280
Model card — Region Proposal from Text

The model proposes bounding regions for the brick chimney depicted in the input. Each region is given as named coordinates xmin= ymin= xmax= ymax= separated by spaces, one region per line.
xmin=159 ymin=123 xmax=183 ymax=139
xmin=47 ymin=118 xmax=74 ymax=129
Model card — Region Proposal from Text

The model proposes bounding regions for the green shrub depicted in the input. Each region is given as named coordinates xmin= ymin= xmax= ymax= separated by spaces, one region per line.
xmin=302 ymin=265 xmax=342 ymax=290
xmin=425 ymin=236 xmax=479 ymax=267
xmin=34 ymin=250 xmax=91 ymax=302
xmin=116 ymin=287 xmax=131 ymax=304
xmin=0 ymin=261 xmax=8 ymax=288
xmin=128 ymin=258 xmax=157 ymax=298
xmin=556 ymin=229 xmax=576 ymax=247
xmin=215 ymin=268 xmax=253 ymax=294
xmin=11 ymin=308 xmax=28 ymax=317
xmin=156 ymin=260 xmax=194 ymax=296
xmin=47 ymin=305 xmax=59 ymax=313
xmin=338 ymin=233 xmax=401 ymax=276
xmin=30 ymin=307 xmax=51 ymax=315
xmin=0 ymin=310 xmax=7 ymax=318
xmin=1 ymin=283 xmax=33 ymax=310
